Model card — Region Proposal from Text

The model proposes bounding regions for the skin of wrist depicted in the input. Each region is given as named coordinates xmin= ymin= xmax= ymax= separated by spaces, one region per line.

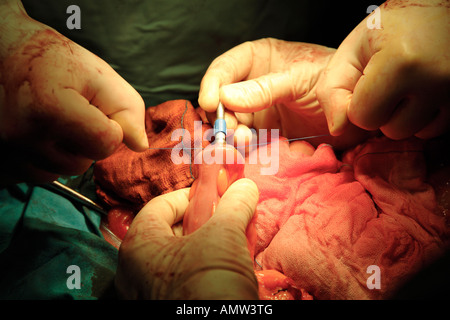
xmin=167 ymin=269 xmax=259 ymax=300
xmin=0 ymin=0 xmax=43 ymax=58
xmin=0 ymin=0 xmax=28 ymax=23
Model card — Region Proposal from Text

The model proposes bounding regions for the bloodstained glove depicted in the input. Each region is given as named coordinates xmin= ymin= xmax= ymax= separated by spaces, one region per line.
xmin=316 ymin=0 xmax=450 ymax=140
xmin=114 ymin=179 xmax=259 ymax=300
xmin=0 ymin=0 xmax=148 ymax=185
xmin=198 ymin=38 xmax=371 ymax=150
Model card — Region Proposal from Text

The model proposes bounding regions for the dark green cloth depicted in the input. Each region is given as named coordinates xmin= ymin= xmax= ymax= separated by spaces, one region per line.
xmin=0 ymin=183 xmax=117 ymax=299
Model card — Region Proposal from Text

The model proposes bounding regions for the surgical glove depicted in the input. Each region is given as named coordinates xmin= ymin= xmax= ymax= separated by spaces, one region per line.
xmin=0 ymin=1 xmax=148 ymax=185
xmin=198 ymin=38 xmax=371 ymax=150
xmin=114 ymin=179 xmax=259 ymax=300
xmin=317 ymin=0 xmax=450 ymax=140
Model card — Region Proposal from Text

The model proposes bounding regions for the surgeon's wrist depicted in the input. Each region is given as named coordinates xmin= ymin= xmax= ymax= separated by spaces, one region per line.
xmin=173 ymin=269 xmax=259 ymax=300
xmin=0 ymin=0 xmax=42 ymax=58
xmin=0 ymin=0 xmax=28 ymax=27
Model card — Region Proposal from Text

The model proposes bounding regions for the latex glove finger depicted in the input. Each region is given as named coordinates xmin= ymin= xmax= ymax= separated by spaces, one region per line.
xmin=211 ymin=178 xmax=259 ymax=231
xmin=220 ymin=72 xmax=300 ymax=113
xmin=349 ymin=51 xmax=443 ymax=139
xmin=199 ymin=40 xmax=258 ymax=141
xmin=198 ymin=40 xmax=262 ymax=113
xmin=347 ymin=51 xmax=449 ymax=140
xmin=234 ymin=112 xmax=254 ymax=128
xmin=316 ymin=20 xmax=369 ymax=136
xmin=127 ymin=188 xmax=190 ymax=240
xmin=54 ymin=88 xmax=125 ymax=159
xmin=199 ymin=38 xmax=275 ymax=138
xmin=183 ymin=178 xmax=259 ymax=300
xmin=89 ymin=58 xmax=149 ymax=152
xmin=25 ymin=87 xmax=129 ymax=175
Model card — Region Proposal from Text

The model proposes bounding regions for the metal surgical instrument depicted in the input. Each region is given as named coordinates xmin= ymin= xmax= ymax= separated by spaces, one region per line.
xmin=214 ymin=102 xmax=227 ymax=145
xmin=39 ymin=180 xmax=107 ymax=216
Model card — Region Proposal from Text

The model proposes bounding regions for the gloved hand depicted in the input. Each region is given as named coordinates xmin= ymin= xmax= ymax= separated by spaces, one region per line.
xmin=198 ymin=38 xmax=371 ymax=150
xmin=317 ymin=0 xmax=450 ymax=140
xmin=114 ymin=178 xmax=259 ymax=300
xmin=0 ymin=1 xmax=148 ymax=185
